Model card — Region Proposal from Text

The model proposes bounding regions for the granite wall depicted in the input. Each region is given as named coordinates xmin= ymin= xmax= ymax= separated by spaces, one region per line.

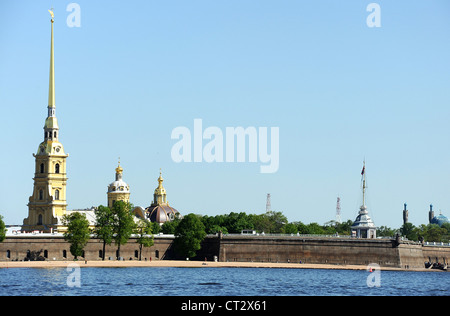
xmin=0 ymin=234 xmax=448 ymax=270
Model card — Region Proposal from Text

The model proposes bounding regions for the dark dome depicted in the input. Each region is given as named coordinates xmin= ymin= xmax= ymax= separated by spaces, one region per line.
xmin=146 ymin=205 xmax=179 ymax=224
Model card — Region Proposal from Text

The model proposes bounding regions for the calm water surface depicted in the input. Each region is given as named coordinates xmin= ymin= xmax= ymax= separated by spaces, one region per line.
xmin=0 ymin=267 xmax=448 ymax=296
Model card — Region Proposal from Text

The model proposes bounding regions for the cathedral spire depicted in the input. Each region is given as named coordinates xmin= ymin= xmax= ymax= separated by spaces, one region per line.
xmin=48 ymin=9 xmax=55 ymax=111
xmin=153 ymin=169 xmax=168 ymax=206
xmin=23 ymin=9 xmax=68 ymax=233
xmin=43 ymin=9 xmax=59 ymax=142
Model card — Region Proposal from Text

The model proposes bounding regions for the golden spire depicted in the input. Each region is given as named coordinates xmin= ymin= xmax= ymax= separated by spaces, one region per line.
xmin=115 ymin=157 xmax=123 ymax=174
xmin=153 ymin=169 xmax=167 ymax=206
xmin=158 ymin=168 xmax=163 ymax=185
xmin=48 ymin=9 xmax=55 ymax=109
xmin=43 ymin=8 xmax=59 ymax=139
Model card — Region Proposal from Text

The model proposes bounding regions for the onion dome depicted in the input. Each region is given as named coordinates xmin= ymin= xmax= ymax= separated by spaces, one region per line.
xmin=146 ymin=205 xmax=179 ymax=223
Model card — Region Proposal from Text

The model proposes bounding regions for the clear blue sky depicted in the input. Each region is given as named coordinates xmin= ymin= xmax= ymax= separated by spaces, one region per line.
xmin=1 ymin=0 xmax=449 ymax=228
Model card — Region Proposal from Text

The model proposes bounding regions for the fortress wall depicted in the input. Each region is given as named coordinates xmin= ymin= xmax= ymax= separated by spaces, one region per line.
xmin=1 ymin=235 xmax=448 ymax=270
xmin=397 ymin=243 xmax=427 ymax=269
xmin=216 ymin=236 xmax=433 ymax=269
xmin=0 ymin=236 xmax=173 ymax=262
xmin=422 ymin=246 xmax=450 ymax=264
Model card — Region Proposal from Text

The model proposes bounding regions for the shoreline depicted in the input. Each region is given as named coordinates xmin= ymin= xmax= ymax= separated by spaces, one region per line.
xmin=0 ymin=260 xmax=439 ymax=272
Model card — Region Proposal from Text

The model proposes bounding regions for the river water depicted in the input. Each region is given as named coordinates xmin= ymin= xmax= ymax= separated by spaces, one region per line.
xmin=0 ymin=267 xmax=448 ymax=296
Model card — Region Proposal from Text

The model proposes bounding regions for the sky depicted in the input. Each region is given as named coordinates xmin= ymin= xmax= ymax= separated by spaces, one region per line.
xmin=0 ymin=0 xmax=449 ymax=228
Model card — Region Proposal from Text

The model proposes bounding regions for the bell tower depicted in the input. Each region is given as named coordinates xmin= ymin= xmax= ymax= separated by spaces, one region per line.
xmin=23 ymin=10 xmax=69 ymax=232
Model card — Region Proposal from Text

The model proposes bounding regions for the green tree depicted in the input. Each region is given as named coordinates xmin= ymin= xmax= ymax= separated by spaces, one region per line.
xmin=112 ymin=201 xmax=136 ymax=259
xmin=174 ymin=213 xmax=206 ymax=258
xmin=62 ymin=212 xmax=91 ymax=260
xmin=251 ymin=213 xmax=270 ymax=233
xmin=135 ymin=219 xmax=154 ymax=260
xmin=202 ymin=215 xmax=228 ymax=234
xmin=335 ymin=220 xmax=353 ymax=235
xmin=400 ymin=223 xmax=418 ymax=241
xmin=441 ymin=223 xmax=450 ymax=243
xmin=295 ymin=221 xmax=309 ymax=234
xmin=416 ymin=224 xmax=448 ymax=243
xmin=305 ymin=223 xmax=324 ymax=234
xmin=425 ymin=224 xmax=446 ymax=242
xmin=283 ymin=222 xmax=298 ymax=234
xmin=161 ymin=214 xmax=181 ymax=234
xmin=150 ymin=221 xmax=161 ymax=235
xmin=0 ymin=215 xmax=6 ymax=243
xmin=265 ymin=211 xmax=288 ymax=233
xmin=209 ymin=224 xmax=229 ymax=234
xmin=224 ymin=212 xmax=254 ymax=233
xmin=94 ymin=205 xmax=115 ymax=260
xmin=377 ymin=225 xmax=396 ymax=238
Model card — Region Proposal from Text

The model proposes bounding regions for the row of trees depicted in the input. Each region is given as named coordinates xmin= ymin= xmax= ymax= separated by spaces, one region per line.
xmin=62 ymin=203 xmax=206 ymax=260
xmin=399 ymin=222 xmax=450 ymax=243
xmin=63 ymin=207 xmax=450 ymax=261
xmin=158 ymin=211 xmax=450 ymax=248
xmin=1 ymin=208 xmax=449 ymax=261
xmin=62 ymin=201 xmax=154 ymax=260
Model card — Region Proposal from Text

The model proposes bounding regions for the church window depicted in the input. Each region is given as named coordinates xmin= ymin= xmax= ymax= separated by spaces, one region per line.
xmin=54 ymin=131 xmax=57 ymax=138
xmin=38 ymin=214 xmax=43 ymax=225
xmin=39 ymin=190 xmax=44 ymax=200
xmin=40 ymin=163 xmax=45 ymax=173
xmin=55 ymin=189 xmax=60 ymax=200
xmin=55 ymin=163 xmax=60 ymax=174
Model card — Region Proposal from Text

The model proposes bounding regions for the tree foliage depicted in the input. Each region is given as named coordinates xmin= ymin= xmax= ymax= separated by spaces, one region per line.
xmin=111 ymin=201 xmax=136 ymax=259
xmin=135 ymin=219 xmax=154 ymax=260
xmin=0 ymin=215 xmax=6 ymax=243
xmin=174 ymin=213 xmax=206 ymax=258
xmin=94 ymin=205 xmax=115 ymax=260
xmin=62 ymin=212 xmax=91 ymax=260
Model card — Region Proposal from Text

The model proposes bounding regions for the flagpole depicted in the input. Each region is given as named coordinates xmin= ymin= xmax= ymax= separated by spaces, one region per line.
xmin=362 ymin=160 xmax=366 ymax=206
